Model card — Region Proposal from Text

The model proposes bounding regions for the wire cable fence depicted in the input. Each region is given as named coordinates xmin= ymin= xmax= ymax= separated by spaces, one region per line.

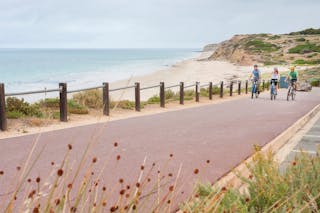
xmin=0 ymin=79 xmax=264 ymax=131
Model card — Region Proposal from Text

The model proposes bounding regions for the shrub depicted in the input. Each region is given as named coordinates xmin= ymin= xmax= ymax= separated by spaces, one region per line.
xmin=289 ymin=28 xmax=320 ymax=35
xmin=110 ymin=100 xmax=136 ymax=110
xmin=147 ymin=95 xmax=160 ymax=104
xmin=245 ymin=39 xmax=280 ymax=52
xmin=165 ymin=89 xmax=175 ymax=100
xmin=39 ymin=98 xmax=60 ymax=108
xmin=6 ymin=111 xmax=24 ymax=119
xmin=310 ymin=79 xmax=320 ymax=87
xmin=67 ymin=100 xmax=89 ymax=114
xmin=295 ymin=37 xmax=306 ymax=42
xmin=288 ymin=43 xmax=320 ymax=54
xmin=6 ymin=97 xmax=42 ymax=118
xmin=293 ymin=59 xmax=320 ymax=65
xmin=269 ymin=35 xmax=281 ymax=40
xmin=72 ymin=89 xmax=103 ymax=108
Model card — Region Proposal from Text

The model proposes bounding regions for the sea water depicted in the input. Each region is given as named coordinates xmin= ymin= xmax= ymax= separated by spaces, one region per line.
xmin=0 ymin=48 xmax=198 ymax=101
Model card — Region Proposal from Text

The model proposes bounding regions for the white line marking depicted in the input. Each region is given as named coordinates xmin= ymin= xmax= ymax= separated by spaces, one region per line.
xmin=303 ymin=134 xmax=320 ymax=138
xmin=292 ymin=150 xmax=317 ymax=154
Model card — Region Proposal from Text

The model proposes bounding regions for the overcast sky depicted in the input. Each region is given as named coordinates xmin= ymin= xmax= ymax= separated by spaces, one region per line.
xmin=0 ymin=0 xmax=319 ymax=48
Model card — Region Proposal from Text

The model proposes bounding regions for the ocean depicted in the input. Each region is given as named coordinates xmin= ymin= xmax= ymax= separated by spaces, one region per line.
xmin=0 ymin=48 xmax=198 ymax=99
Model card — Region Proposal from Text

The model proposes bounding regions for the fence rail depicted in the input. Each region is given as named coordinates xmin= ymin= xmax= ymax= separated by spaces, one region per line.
xmin=0 ymin=79 xmax=262 ymax=131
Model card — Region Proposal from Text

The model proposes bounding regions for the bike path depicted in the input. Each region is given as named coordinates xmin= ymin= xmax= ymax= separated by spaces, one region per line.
xmin=0 ymin=88 xmax=319 ymax=206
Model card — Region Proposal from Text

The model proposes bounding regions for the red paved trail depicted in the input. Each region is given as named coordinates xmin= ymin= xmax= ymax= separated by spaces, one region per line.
xmin=0 ymin=88 xmax=319 ymax=209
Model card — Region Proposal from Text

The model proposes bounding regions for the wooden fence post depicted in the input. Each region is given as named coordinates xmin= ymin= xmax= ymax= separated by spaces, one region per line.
xmin=160 ymin=82 xmax=165 ymax=108
xmin=209 ymin=82 xmax=213 ymax=100
xmin=103 ymin=82 xmax=110 ymax=116
xmin=0 ymin=83 xmax=7 ymax=131
xmin=238 ymin=81 xmax=241 ymax=95
xmin=262 ymin=80 xmax=265 ymax=91
xmin=135 ymin=82 xmax=140 ymax=112
xmin=195 ymin=82 xmax=200 ymax=102
xmin=229 ymin=81 xmax=233 ymax=96
xmin=245 ymin=80 xmax=248 ymax=94
xmin=180 ymin=82 xmax=184 ymax=105
xmin=59 ymin=83 xmax=67 ymax=122
xmin=220 ymin=81 xmax=224 ymax=98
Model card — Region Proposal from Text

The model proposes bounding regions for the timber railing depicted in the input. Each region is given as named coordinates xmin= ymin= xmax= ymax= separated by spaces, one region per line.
xmin=0 ymin=80 xmax=267 ymax=131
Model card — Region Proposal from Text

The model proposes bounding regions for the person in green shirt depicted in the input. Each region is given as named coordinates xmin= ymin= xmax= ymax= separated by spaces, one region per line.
xmin=287 ymin=66 xmax=298 ymax=90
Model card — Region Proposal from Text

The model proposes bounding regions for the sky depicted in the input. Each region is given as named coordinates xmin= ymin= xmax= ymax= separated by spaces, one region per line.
xmin=0 ymin=0 xmax=319 ymax=48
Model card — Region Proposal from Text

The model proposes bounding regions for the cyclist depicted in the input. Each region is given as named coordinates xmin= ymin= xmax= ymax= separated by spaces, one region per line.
xmin=249 ymin=64 xmax=261 ymax=94
xmin=287 ymin=66 xmax=298 ymax=90
xmin=270 ymin=67 xmax=280 ymax=94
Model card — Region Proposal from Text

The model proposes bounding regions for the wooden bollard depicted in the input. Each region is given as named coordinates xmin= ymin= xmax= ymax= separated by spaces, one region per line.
xmin=262 ymin=80 xmax=265 ymax=91
xmin=245 ymin=80 xmax=248 ymax=94
xmin=160 ymin=82 xmax=165 ymax=108
xmin=209 ymin=82 xmax=213 ymax=100
xmin=229 ymin=82 xmax=233 ymax=96
xmin=220 ymin=81 xmax=224 ymax=98
xmin=59 ymin=83 xmax=67 ymax=122
xmin=135 ymin=82 xmax=140 ymax=112
xmin=103 ymin=82 xmax=110 ymax=116
xmin=180 ymin=82 xmax=184 ymax=105
xmin=0 ymin=83 xmax=7 ymax=131
xmin=238 ymin=81 xmax=241 ymax=95
xmin=195 ymin=82 xmax=200 ymax=102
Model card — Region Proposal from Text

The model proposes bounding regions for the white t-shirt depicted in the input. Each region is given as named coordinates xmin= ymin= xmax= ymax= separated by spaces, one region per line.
xmin=271 ymin=73 xmax=279 ymax=80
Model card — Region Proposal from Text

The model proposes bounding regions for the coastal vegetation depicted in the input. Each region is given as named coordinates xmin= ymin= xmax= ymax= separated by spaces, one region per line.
xmin=208 ymin=28 xmax=320 ymax=66
xmin=181 ymin=148 xmax=320 ymax=212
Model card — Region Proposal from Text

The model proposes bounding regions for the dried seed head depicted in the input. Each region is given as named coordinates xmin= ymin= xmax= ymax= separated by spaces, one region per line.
xmin=136 ymin=182 xmax=140 ymax=188
xmin=57 ymin=169 xmax=63 ymax=177
xmin=55 ymin=198 xmax=61 ymax=206
xmin=68 ymin=144 xmax=72 ymax=150
xmin=221 ymin=187 xmax=227 ymax=192
xmin=91 ymin=172 xmax=94 ymax=176
xmin=70 ymin=207 xmax=77 ymax=212
xmin=147 ymin=178 xmax=151 ymax=182
xmin=152 ymin=162 xmax=156 ymax=166
xmin=16 ymin=166 xmax=21 ymax=171
xmin=33 ymin=207 xmax=39 ymax=213
xmin=110 ymin=206 xmax=117 ymax=212
xmin=206 ymin=160 xmax=210 ymax=164
xmin=167 ymin=200 xmax=171 ymax=204
xmin=36 ymin=177 xmax=41 ymax=183
xmin=51 ymin=162 xmax=55 ymax=166
xmin=119 ymin=189 xmax=125 ymax=195
xmin=92 ymin=157 xmax=97 ymax=163
xmin=0 ymin=171 xmax=4 ymax=175
xmin=132 ymin=205 xmax=136 ymax=210
xmin=248 ymin=175 xmax=253 ymax=179
xmin=140 ymin=165 xmax=144 ymax=170
xmin=245 ymin=198 xmax=250 ymax=202
xmin=102 ymin=186 xmax=106 ymax=191
xmin=125 ymin=193 xmax=130 ymax=198
xmin=193 ymin=169 xmax=199 ymax=174
xmin=292 ymin=161 xmax=297 ymax=166
xmin=169 ymin=154 xmax=173 ymax=158
xmin=126 ymin=185 xmax=130 ymax=190
xmin=119 ymin=178 xmax=124 ymax=184
xmin=27 ymin=178 xmax=32 ymax=183
xmin=169 ymin=186 xmax=174 ymax=192
xmin=68 ymin=183 xmax=72 ymax=189
xmin=116 ymin=155 xmax=121 ymax=161
xmin=168 ymin=173 xmax=173 ymax=177
xmin=102 ymin=201 xmax=107 ymax=207
xmin=114 ymin=142 xmax=118 ymax=147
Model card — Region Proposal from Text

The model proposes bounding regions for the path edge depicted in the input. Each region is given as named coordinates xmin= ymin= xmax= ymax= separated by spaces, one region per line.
xmin=214 ymin=103 xmax=320 ymax=189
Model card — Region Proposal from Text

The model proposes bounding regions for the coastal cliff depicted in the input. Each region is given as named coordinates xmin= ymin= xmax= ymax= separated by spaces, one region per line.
xmin=204 ymin=28 xmax=320 ymax=66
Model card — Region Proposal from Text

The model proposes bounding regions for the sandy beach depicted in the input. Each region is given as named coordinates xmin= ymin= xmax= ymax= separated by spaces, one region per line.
xmin=107 ymin=51 xmax=306 ymax=101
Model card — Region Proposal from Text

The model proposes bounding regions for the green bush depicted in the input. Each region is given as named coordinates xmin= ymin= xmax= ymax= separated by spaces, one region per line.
xmin=245 ymin=39 xmax=280 ymax=52
xmin=6 ymin=111 xmax=24 ymax=119
xmin=67 ymin=100 xmax=89 ymax=114
xmin=110 ymin=100 xmax=136 ymax=110
xmin=310 ymin=79 xmax=320 ymax=87
xmin=147 ymin=95 xmax=160 ymax=104
xmin=165 ymin=89 xmax=175 ymax=100
xmin=295 ymin=37 xmax=306 ymax=42
xmin=288 ymin=43 xmax=320 ymax=54
xmin=293 ymin=59 xmax=320 ymax=65
xmin=72 ymin=89 xmax=103 ymax=108
xmin=39 ymin=98 xmax=60 ymax=108
xmin=6 ymin=97 xmax=43 ymax=118
xmin=289 ymin=28 xmax=320 ymax=35
xmin=269 ymin=35 xmax=281 ymax=40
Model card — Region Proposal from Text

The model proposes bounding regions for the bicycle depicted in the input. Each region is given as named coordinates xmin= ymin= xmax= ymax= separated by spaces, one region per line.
xmin=270 ymin=80 xmax=277 ymax=100
xmin=251 ymin=79 xmax=259 ymax=99
xmin=287 ymin=80 xmax=296 ymax=101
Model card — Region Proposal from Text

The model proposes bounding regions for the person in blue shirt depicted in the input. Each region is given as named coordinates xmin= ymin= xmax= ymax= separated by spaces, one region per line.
xmin=249 ymin=64 xmax=261 ymax=94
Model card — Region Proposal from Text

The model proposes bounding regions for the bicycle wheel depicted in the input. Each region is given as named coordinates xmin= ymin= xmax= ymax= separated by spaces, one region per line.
xmin=292 ymin=90 xmax=295 ymax=100
xmin=287 ymin=88 xmax=291 ymax=101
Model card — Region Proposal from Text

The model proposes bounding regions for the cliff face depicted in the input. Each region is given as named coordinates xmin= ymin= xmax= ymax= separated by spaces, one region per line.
xmin=205 ymin=29 xmax=320 ymax=66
